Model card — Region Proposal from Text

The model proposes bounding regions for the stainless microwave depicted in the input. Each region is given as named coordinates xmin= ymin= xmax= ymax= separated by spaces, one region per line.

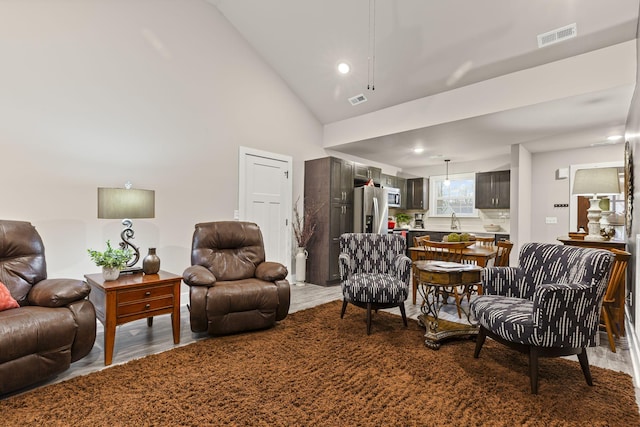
xmin=387 ymin=187 xmax=401 ymax=208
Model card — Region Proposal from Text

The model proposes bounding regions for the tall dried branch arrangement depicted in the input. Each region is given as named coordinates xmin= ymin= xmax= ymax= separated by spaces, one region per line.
xmin=293 ymin=197 xmax=323 ymax=248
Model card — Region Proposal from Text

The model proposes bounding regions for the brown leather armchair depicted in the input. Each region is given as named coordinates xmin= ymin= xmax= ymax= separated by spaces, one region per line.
xmin=0 ymin=220 xmax=96 ymax=396
xmin=183 ymin=221 xmax=290 ymax=335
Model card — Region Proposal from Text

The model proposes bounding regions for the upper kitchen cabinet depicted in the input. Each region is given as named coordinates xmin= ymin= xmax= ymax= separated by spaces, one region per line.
xmin=407 ymin=177 xmax=428 ymax=210
xmin=354 ymin=163 xmax=381 ymax=184
xmin=329 ymin=157 xmax=354 ymax=204
xmin=397 ymin=177 xmax=407 ymax=209
xmin=475 ymin=170 xmax=510 ymax=209
xmin=381 ymin=173 xmax=397 ymax=188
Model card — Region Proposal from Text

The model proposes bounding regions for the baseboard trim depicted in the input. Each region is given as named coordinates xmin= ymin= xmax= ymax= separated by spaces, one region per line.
xmin=625 ymin=306 xmax=640 ymax=388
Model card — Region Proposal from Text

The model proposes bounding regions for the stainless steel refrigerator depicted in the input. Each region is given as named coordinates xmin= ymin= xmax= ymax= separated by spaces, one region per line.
xmin=353 ymin=186 xmax=389 ymax=234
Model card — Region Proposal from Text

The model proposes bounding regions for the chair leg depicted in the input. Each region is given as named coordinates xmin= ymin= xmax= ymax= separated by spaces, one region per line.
xmin=366 ymin=303 xmax=372 ymax=335
xmin=473 ymin=326 xmax=487 ymax=358
xmin=529 ymin=346 xmax=539 ymax=394
xmin=605 ymin=305 xmax=621 ymax=338
xmin=340 ymin=299 xmax=348 ymax=319
xmin=399 ymin=302 xmax=408 ymax=327
xmin=602 ymin=307 xmax=617 ymax=352
xmin=453 ymin=286 xmax=463 ymax=318
xmin=412 ymin=276 xmax=417 ymax=305
xmin=577 ymin=348 xmax=593 ymax=387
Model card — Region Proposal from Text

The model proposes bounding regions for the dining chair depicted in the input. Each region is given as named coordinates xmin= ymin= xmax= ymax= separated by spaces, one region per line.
xmin=411 ymin=235 xmax=430 ymax=304
xmin=474 ymin=236 xmax=495 ymax=246
xmin=471 ymin=240 xmax=514 ymax=297
xmin=494 ymin=240 xmax=514 ymax=267
xmin=420 ymin=241 xmax=468 ymax=318
xmin=413 ymin=235 xmax=431 ymax=247
xmin=601 ymin=249 xmax=631 ymax=352
xmin=462 ymin=237 xmax=494 ymax=267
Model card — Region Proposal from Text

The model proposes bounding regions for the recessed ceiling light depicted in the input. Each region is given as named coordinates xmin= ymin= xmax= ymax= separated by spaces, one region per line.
xmin=607 ymin=135 xmax=623 ymax=141
xmin=337 ymin=62 xmax=350 ymax=74
xmin=413 ymin=148 xmax=424 ymax=154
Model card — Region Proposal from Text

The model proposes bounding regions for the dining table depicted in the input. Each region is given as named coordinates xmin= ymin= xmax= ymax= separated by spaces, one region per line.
xmin=408 ymin=243 xmax=498 ymax=305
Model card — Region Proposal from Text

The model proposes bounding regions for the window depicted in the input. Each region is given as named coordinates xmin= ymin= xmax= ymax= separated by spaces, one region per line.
xmin=429 ymin=173 xmax=478 ymax=217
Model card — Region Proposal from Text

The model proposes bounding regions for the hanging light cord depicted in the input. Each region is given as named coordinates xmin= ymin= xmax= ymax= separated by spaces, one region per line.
xmin=367 ymin=0 xmax=376 ymax=90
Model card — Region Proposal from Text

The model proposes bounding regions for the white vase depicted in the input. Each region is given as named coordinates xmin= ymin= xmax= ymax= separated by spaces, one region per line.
xmin=102 ymin=266 xmax=120 ymax=281
xmin=295 ymin=247 xmax=308 ymax=286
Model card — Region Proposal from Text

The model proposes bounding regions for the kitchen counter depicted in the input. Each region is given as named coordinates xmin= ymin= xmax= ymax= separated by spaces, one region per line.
xmin=392 ymin=229 xmax=510 ymax=252
xmin=392 ymin=227 xmax=506 ymax=235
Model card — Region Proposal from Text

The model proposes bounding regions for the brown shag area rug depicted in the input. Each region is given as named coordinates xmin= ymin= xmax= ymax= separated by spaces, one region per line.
xmin=2 ymin=301 xmax=639 ymax=426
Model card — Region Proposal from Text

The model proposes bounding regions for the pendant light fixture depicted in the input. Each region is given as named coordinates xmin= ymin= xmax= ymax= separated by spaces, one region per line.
xmin=444 ymin=159 xmax=451 ymax=186
xmin=367 ymin=0 xmax=376 ymax=90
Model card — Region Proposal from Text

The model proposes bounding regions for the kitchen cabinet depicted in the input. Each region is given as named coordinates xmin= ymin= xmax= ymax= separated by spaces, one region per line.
xmin=304 ymin=157 xmax=354 ymax=285
xmin=354 ymin=163 xmax=381 ymax=184
xmin=475 ymin=170 xmax=510 ymax=209
xmin=330 ymin=157 xmax=354 ymax=204
xmin=407 ymin=178 xmax=428 ymax=210
xmin=328 ymin=203 xmax=353 ymax=281
xmin=381 ymin=173 xmax=397 ymax=188
xmin=397 ymin=177 xmax=407 ymax=209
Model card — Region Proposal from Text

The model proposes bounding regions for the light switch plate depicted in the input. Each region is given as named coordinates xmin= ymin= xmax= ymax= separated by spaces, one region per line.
xmin=556 ymin=168 xmax=569 ymax=179
xmin=545 ymin=217 xmax=558 ymax=224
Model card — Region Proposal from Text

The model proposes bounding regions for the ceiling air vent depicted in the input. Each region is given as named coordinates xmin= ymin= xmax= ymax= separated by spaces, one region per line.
xmin=348 ymin=94 xmax=367 ymax=106
xmin=537 ymin=23 xmax=577 ymax=48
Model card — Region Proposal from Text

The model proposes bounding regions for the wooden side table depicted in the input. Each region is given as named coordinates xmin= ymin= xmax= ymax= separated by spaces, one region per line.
xmin=85 ymin=270 xmax=181 ymax=365
xmin=414 ymin=260 xmax=483 ymax=350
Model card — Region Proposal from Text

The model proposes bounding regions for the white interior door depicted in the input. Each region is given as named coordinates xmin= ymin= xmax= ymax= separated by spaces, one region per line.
xmin=239 ymin=147 xmax=292 ymax=276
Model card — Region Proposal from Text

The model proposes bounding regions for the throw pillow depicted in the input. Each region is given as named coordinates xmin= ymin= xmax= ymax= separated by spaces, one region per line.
xmin=0 ymin=281 xmax=19 ymax=311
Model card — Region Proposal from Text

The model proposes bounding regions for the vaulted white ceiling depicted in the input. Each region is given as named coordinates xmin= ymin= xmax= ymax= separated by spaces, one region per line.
xmin=209 ymin=0 xmax=639 ymax=170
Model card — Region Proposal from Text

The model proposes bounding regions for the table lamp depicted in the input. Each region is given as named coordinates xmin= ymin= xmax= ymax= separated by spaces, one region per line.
xmin=572 ymin=167 xmax=621 ymax=241
xmin=98 ymin=184 xmax=155 ymax=273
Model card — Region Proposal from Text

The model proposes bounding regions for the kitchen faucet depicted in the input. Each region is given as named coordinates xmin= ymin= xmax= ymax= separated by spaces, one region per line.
xmin=450 ymin=212 xmax=461 ymax=230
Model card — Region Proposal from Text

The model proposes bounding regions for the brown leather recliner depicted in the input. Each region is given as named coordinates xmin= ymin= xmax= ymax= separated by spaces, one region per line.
xmin=183 ymin=221 xmax=290 ymax=335
xmin=0 ymin=220 xmax=96 ymax=396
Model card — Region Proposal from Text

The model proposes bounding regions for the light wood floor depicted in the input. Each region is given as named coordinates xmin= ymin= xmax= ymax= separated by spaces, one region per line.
xmin=7 ymin=283 xmax=640 ymax=409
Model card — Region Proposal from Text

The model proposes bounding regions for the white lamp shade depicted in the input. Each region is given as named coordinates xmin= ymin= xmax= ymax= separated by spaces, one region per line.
xmin=97 ymin=188 xmax=155 ymax=219
xmin=572 ymin=167 xmax=621 ymax=195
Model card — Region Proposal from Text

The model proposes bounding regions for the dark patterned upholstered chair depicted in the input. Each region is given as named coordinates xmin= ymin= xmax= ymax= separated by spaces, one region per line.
xmin=339 ymin=233 xmax=412 ymax=334
xmin=470 ymin=243 xmax=614 ymax=394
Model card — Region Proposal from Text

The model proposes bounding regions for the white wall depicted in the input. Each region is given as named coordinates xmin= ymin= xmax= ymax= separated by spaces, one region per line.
xmin=0 ymin=1 xmax=326 ymax=279
xmin=510 ymin=145 xmax=532 ymax=264
xmin=530 ymin=144 xmax=624 ymax=243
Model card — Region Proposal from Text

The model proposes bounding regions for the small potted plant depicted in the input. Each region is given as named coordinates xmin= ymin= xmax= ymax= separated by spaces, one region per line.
xmin=395 ymin=213 xmax=412 ymax=228
xmin=87 ymin=240 xmax=133 ymax=281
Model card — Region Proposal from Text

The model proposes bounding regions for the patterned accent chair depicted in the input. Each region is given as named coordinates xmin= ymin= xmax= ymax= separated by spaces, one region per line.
xmin=470 ymin=243 xmax=614 ymax=394
xmin=339 ymin=233 xmax=412 ymax=334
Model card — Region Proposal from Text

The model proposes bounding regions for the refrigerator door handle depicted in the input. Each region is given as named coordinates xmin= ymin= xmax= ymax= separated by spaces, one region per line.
xmin=373 ymin=197 xmax=380 ymax=233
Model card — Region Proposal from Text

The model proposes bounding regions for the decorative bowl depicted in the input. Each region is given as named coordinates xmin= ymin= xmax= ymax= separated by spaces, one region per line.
xmin=483 ymin=224 xmax=501 ymax=232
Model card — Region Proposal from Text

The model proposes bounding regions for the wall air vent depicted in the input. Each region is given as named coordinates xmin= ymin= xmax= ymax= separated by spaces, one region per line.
xmin=537 ymin=23 xmax=577 ymax=48
xmin=348 ymin=94 xmax=367 ymax=106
